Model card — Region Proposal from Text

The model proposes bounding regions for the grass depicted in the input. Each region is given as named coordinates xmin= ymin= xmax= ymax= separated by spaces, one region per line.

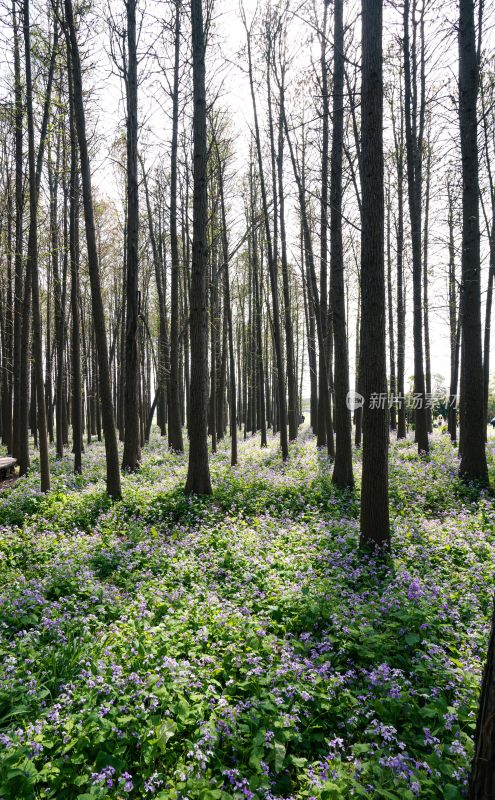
xmin=0 ymin=427 xmax=493 ymax=799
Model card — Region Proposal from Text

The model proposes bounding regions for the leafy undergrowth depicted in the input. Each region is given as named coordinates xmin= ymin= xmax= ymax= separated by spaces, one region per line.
xmin=0 ymin=429 xmax=494 ymax=799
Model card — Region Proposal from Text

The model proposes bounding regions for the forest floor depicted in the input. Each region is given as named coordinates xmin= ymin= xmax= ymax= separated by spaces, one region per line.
xmin=0 ymin=428 xmax=494 ymax=800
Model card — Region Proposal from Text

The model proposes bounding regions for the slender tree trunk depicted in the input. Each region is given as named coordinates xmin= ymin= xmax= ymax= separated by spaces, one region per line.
xmin=394 ymin=93 xmax=407 ymax=440
xmin=457 ymin=0 xmax=488 ymax=484
xmin=331 ymin=0 xmax=353 ymax=489
xmin=64 ymin=0 xmax=121 ymax=498
xmin=168 ymin=0 xmax=184 ymax=452
xmin=216 ymin=147 xmax=237 ymax=466
xmin=11 ymin=0 xmax=23 ymax=462
xmin=2 ymin=176 xmax=13 ymax=452
xmin=469 ymin=595 xmax=495 ymax=799
xmin=387 ymin=184 xmax=397 ymax=432
xmin=21 ymin=0 xmax=54 ymax=491
xmin=483 ymin=233 xmax=494 ymax=434
xmin=318 ymin=2 xmax=333 ymax=454
xmin=283 ymin=111 xmax=333 ymax=456
xmin=447 ymin=179 xmax=460 ymax=441
xmin=277 ymin=78 xmax=298 ymax=442
xmin=68 ymin=57 xmax=83 ymax=473
xmin=185 ymin=0 xmax=212 ymax=494
xmin=423 ymin=141 xmax=433 ymax=434
xmin=359 ymin=0 xmax=390 ymax=549
xmin=122 ymin=0 xmax=141 ymax=470
xmin=403 ymin=0 xmax=429 ymax=453
xmin=50 ymin=132 xmax=65 ymax=459
xmin=244 ymin=15 xmax=288 ymax=460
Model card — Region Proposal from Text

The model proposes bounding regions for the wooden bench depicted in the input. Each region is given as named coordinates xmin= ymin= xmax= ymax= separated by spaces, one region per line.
xmin=0 ymin=457 xmax=17 ymax=480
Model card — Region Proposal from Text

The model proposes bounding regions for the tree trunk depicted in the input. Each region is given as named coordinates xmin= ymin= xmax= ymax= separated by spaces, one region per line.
xmin=168 ymin=0 xmax=184 ymax=452
xmin=68 ymin=55 xmax=83 ymax=473
xmin=11 ymin=0 xmax=23 ymax=462
xmin=330 ymin=0 xmax=353 ymax=489
xmin=359 ymin=0 xmax=390 ymax=549
xmin=21 ymin=0 xmax=54 ymax=492
xmin=387 ymin=183 xmax=397 ymax=432
xmin=64 ymin=0 xmax=121 ymax=498
xmin=469 ymin=594 xmax=495 ymax=797
xmin=394 ymin=89 xmax=407 ymax=441
xmin=277 ymin=77 xmax=298 ymax=442
xmin=403 ymin=0 xmax=429 ymax=454
xmin=122 ymin=0 xmax=141 ymax=471
xmin=244 ymin=15 xmax=288 ymax=461
xmin=185 ymin=0 xmax=212 ymax=494
xmin=458 ymin=0 xmax=488 ymax=484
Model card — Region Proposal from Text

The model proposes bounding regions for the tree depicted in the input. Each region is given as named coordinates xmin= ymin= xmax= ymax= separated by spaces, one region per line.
xmin=317 ymin=0 xmax=334 ymax=455
xmin=64 ymin=0 xmax=121 ymax=499
xmin=458 ymin=0 xmax=488 ymax=484
xmin=20 ymin=0 xmax=56 ymax=491
xmin=359 ymin=0 xmax=390 ymax=549
xmin=403 ymin=0 xmax=429 ymax=454
xmin=469 ymin=594 xmax=495 ymax=797
xmin=185 ymin=0 xmax=212 ymax=494
xmin=122 ymin=0 xmax=141 ymax=471
xmin=68 ymin=51 xmax=83 ymax=473
xmin=168 ymin=0 xmax=184 ymax=453
xmin=330 ymin=0 xmax=353 ymax=489
xmin=243 ymin=4 xmax=289 ymax=461
xmin=11 ymin=0 xmax=23 ymax=462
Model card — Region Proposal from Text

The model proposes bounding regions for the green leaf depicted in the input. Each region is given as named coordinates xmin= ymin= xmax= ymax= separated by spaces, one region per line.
xmin=444 ymin=785 xmax=462 ymax=800
xmin=273 ymin=740 xmax=286 ymax=773
xmin=321 ymin=784 xmax=342 ymax=799
xmin=156 ymin=719 xmax=177 ymax=752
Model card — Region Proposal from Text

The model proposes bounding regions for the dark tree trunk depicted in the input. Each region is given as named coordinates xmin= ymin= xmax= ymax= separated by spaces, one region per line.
xmin=141 ymin=160 xmax=168 ymax=442
xmin=168 ymin=0 xmax=184 ymax=452
xmin=330 ymin=0 xmax=353 ymax=489
xmin=387 ymin=184 xmax=397 ymax=432
xmin=458 ymin=0 xmax=488 ymax=484
xmin=393 ymin=91 xmax=407 ymax=441
xmin=481 ymin=73 xmax=495 ymax=441
xmin=11 ymin=0 xmax=23 ymax=462
xmin=249 ymin=165 xmax=267 ymax=448
xmin=469 ymin=594 xmax=495 ymax=798
xmin=216 ymin=145 xmax=237 ymax=466
xmin=185 ymin=0 xmax=212 ymax=494
xmin=68 ymin=56 xmax=83 ymax=473
xmin=423 ymin=142 xmax=433 ymax=433
xmin=21 ymin=0 xmax=54 ymax=491
xmin=403 ymin=0 xmax=429 ymax=454
xmin=355 ymin=290 xmax=362 ymax=448
xmin=2 ymin=176 xmax=13 ymax=452
xmin=50 ymin=129 xmax=65 ymax=459
xmin=122 ymin=0 xmax=141 ymax=471
xmin=483 ymin=236 xmax=494 ymax=435
xmin=318 ymin=2 xmax=332 ymax=453
xmin=64 ymin=0 xmax=121 ymax=498
xmin=277 ymin=78 xmax=298 ymax=442
xmin=447 ymin=179 xmax=460 ymax=441
xmin=359 ymin=0 xmax=390 ymax=549
xmin=244 ymin=16 xmax=288 ymax=461
xmin=284 ymin=110 xmax=333 ymax=457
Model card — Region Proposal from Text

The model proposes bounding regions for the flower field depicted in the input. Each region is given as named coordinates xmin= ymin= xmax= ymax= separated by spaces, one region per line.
xmin=0 ymin=431 xmax=494 ymax=799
